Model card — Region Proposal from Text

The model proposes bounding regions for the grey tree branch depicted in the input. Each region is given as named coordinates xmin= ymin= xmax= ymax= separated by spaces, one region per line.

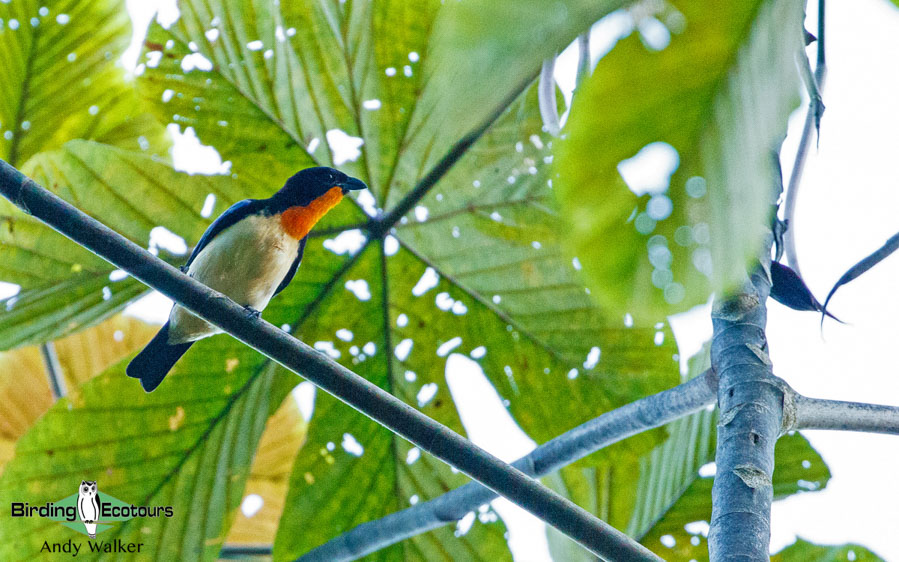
xmin=793 ymin=395 xmax=899 ymax=434
xmin=0 ymin=159 xmax=650 ymax=561
xmin=708 ymin=262 xmax=785 ymax=560
xmin=299 ymin=370 xmax=718 ymax=561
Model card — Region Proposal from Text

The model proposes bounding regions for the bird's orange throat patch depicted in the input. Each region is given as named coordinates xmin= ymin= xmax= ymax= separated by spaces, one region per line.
xmin=280 ymin=187 xmax=344 ymax=239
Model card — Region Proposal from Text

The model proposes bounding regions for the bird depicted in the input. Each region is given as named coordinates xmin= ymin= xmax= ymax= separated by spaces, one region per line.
xmin=77 ymin=480 xmax=99 ymax=539
xmin=126 ymin=166 xmax=367 ymax=392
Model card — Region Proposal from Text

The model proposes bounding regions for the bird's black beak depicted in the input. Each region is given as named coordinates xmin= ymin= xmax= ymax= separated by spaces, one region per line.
xmin=340 ymin=177 xmax=367 ymax=195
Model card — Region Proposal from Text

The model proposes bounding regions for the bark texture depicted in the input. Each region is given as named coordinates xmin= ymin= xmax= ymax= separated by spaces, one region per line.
xmin=708 ymin=265 xmax=786 ymax=561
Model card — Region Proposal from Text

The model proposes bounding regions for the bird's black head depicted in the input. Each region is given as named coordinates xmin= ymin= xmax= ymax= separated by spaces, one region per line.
xmin=274 ymin=166 xmax=367 ymax=207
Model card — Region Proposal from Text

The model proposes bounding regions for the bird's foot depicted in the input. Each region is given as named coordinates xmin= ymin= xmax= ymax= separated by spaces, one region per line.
xmin=243 ymin=305 xmax=262 ymax=319
xmin=88 ymin=534 xmax=96 ymax=540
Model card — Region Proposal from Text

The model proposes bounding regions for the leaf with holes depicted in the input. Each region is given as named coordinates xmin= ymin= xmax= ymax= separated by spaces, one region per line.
xmin=0 ymin=141 xmax=248 ymax=349
xmin=0 ymin=313 xmax=305 ymax=559
xmin=0 ymin=0 xmax=166 ymax=167
xmin=130 ymin=1 xmax=684 ymax=558
xmin=555 ymin=0 xmax=805 ymax=320
xmin=638 ymin=431 xmax=830 ymax=558
xmin=226 ymin=390 xmax=307 ymax=545
xmin=4 ymin=0 xmax=687 ymax=557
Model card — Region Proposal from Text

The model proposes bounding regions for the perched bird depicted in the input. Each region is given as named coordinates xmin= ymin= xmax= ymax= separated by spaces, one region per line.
xmin=126 ymin=166 xmax=367 ymax=392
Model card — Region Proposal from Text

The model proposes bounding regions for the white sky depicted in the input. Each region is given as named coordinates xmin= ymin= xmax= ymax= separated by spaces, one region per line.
xmin=0 ymin=0 xmax=894 ymax=559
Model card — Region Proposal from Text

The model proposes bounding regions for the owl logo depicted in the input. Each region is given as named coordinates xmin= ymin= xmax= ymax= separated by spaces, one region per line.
xmin=77 ymin=480 xmax=100 ymax=539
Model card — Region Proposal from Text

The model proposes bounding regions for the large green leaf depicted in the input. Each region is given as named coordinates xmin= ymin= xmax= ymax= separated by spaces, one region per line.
xmin=0 ymin=141 xmax=246 ymax=349
xmin=0 ymin=235 xmax=353 ymax=558
xmin=0 ymin=340 xmax=298 ymax=560
xmin=0 ymin=0 xmax=166 ymax=167
xmin=555 ymin=0 xmax=805 ymax=320
xmin=772 ymin=538 xmax=884 ymax=562
xmin=129 ymin=2 xmax=685 ymax=557
xmin=0 ymin=0 xmax=172 ymax=350
xmin=428 ymin=0 xmax=627 ymax=133
xmin=0 ymin=315 xmax=157 ymax=449
xmin=639 ymin=431 xmax=830 ymax=559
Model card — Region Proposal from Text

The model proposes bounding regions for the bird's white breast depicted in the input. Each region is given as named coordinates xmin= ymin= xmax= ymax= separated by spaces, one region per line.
xmin=168 ymin=213 xmax=299 ymax=344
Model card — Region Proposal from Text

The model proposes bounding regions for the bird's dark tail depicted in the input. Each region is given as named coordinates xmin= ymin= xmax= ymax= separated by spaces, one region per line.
xmin=126 ymin=322 xmax=193 ymax=392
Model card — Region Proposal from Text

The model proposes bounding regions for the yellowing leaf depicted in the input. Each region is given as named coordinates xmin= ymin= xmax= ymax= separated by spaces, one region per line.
xmin=226 ymin=394 xmax=306 ymax=545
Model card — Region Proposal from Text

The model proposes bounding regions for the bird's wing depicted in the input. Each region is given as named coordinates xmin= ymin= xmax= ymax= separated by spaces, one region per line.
xmin=183 ymin=199 xmax=264 ymax=269
xmin=92 ymin=494 xmax=100 ymax=517
xmin=273 ymin=236 xmax=307 ymax=297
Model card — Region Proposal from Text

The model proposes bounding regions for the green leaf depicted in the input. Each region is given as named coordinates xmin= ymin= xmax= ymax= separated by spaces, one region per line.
xmin=0 ymin=0 xmax=688 ymax=557
xmin=429 ymin=0 xmax=627 ymax=136
xmin=133 ymin=1 xmax=687 ymax=556
xmin=640 ymin=431 xmax=830 ymax=559
xmin=543 ymin=344 xmax=714 ymax=559
xmin=226 ymin=388 xmax=307 ymax=545
xmin=0 ymin=141 xmax=245 ymax=349
xmin=772 ymin=537 xmax=885 ymax=562
xmin=0 ymin=0 xmax=166 ymax=167
xmin=0 ymin=315 xmax=158 ymax=448
xmin=132 ymin=2 xmax=684 ymax=557
xmin=555 ymin=0 xmax=805 ymax=320
xmin=0 ymin=338 xmax=298 ymax=560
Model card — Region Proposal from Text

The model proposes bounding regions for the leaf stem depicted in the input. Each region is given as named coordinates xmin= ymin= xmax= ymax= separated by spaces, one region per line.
xmin=370 ymin=75 xmax=535 ymax=238
xmin=783 ymin=0 xmax=826 ymax=277
xmin=538 ymin=57 xmax=561 ymax=136
xmin=39 ymin=342 xmax=67 ymax=399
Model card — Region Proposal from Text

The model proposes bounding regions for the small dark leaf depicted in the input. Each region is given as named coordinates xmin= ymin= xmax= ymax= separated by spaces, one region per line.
xmin=813 ymin=96 xmax=826 ymax=143
xmin=770 ymin=261 xmax=842 ymax=323
xmin=822 ymin=230 xmax=899 ymax=323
